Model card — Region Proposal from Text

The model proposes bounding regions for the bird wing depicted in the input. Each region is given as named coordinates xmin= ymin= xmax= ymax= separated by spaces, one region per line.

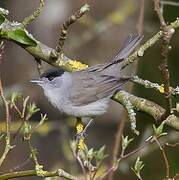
xmin=68 ymin=71 xmax=129 ymax=106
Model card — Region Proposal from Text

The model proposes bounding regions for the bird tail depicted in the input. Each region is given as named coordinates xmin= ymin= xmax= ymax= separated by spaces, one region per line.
xmin=85 ymin=34 xmax=143 ymax=75
xmin=112 ymin=34 xmax=143 ymax=63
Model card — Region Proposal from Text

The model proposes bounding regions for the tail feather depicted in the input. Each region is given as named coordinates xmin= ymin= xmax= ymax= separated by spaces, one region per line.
xmin=113 ymin=34 xmax=143 ymax=62
xmin=85 ymin=34 xmax=143 ymax=74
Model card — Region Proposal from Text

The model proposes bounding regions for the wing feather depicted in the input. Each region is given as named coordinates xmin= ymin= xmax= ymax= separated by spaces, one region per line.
xmin=68 ymin=71 xmax=129 ymax=106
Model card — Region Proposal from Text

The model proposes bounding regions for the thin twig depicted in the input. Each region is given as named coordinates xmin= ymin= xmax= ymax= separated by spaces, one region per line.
xmin=137 ymin=0 xmax=145 ymax=35
xmin=160 ymin=1 xmax=179 ymax=7
xmin=22 ymin=0 xmax=45 ymax=27
xmin=9 ymin=158 xmax=31 ymax=173
xmin=0 ymin=76 xmax=13 ymax=166
xmin=162 ymin=148 xmax=169 ymax=180
xmin=108 ymin=0 xmax=145 ymax=167
xmin=0 ymin=41 xmax=4 ymax=64
xmin=26 ymin=138 xmax=38 ymax=166
xmin=76 ymin=155 xmax=87 ymax=180
xmin=121 ymin=19 xmax=179 ymax=69
xmin=28 ymin=114 xmax=47 ymax=137
xmin=119 ymin=137 xmax=153 ymax=161
xmin=108 ymin=115 xmax=127 ymax=180
xmin=154 ymin=0 xmax=174 ymax=117
xmin=173 ymin=172 xmax=179 ymax=180
xmin=165 ymin=142 xmax=179 ymax=147
xmin=56 ymin=4 xmax=89 ymax=52
xmin=13 ymin=96 xmax=29 ymax=139
xmin=96 ymin=136 xmax=154 ymax=180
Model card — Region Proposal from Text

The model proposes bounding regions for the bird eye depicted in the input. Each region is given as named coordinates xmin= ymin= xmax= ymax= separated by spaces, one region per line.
xmin=48 ymin=76 xmax=54 ymax=81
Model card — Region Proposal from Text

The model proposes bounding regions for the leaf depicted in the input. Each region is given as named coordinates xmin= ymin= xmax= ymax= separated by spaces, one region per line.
xmin=9 ymin=91 xmax=21 ymax=107
xmin=0 ymin=14 xmax=5 ymax=25
xmin=122 ymin=135 xmax=134 ymax=150
xmin=8 ymin=29 xmax=37 ymax=46
xmin=153 ymin=123 xmax=166 ymax=137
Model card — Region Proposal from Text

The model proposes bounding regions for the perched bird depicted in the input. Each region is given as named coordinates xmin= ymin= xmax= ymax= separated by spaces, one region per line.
xmin=31 ymin=35 xmax=143 ymax=120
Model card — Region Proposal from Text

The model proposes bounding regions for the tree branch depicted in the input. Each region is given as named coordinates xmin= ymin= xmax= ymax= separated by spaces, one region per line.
xmin=0 ymin=7 xmax=179 ymax=131
xmin=112 ymin=90 xmax=179 ymax=130
xmin=121 ymin=18 xmax=179 ymax=69
xmin=22 ymin=0 xmax=45 ymax=27
xmin=0 ymin=14 xmax=179 ymax=72
xmin=56 ymin=4 xmax=89 ymax=52
xmin=154 ymin=0 xmax=174 ymax=116
xmin=0 ymin=67 xmax=14 ymax=167
xmin=0 ymin=169 xmax=79 ymax=180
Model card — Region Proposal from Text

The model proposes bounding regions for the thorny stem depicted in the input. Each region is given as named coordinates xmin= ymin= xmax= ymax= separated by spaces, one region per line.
xmin=22 ymin=0 xmax=45 ymax=27
xmin=0 ymin=77 xmax=13 ymax=166
xmin=154 ymin=0 xmax=174 ymax=116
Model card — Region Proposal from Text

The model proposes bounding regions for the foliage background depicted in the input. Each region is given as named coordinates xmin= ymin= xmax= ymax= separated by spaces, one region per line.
xmin=0 ymin=0 xmax=179 ymax=179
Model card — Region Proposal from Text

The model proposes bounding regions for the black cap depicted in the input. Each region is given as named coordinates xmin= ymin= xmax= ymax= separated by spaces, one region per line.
xmin=40 ymin=68 xmax=65 ymax=81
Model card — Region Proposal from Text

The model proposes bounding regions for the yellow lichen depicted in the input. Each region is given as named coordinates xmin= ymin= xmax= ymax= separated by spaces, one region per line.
xmin=35 ymin=164 xmax=47 ymax=177
xmin=76 ymin=119 xmax=85 ymax=150
xmin=69 ymin=60 xmax=88 ymax=70
xmin=158 ymin=84 xmax=173 ymax=94
xmin=158 ymin=85 xmax=164 ymax=93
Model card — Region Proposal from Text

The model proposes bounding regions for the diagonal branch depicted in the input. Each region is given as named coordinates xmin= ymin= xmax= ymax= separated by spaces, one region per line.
xmin=121 ymin=19 xmax=179 ymax=69
xmin=22 ymin=0 xmax=45 ymax=27
xmin=56 ymin=4 xmax=89 ymax=52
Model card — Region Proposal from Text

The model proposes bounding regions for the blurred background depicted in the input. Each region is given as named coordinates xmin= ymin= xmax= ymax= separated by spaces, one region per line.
xmin=0 ymin=0 xmax=179 ymax=179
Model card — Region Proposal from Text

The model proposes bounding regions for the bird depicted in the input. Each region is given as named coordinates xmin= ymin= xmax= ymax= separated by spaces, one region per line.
xmin=31 ymin=35 xmax=143 ymax=121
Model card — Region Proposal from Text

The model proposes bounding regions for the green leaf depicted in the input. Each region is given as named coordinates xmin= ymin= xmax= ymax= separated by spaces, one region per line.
xmin=23 ymin=122 xmax=31 ymax=136
xmin=8 ymin=29 xmax=37 ymax=46
xmin=26 ymin=102 xmax=40 ymax=120
xmin=23 ymin=96 xmax=29 ymax=107
xmin=9 ymin=91 xmax=21 ymax=107
xmin=134 ymin=157 xmax=145 ymax=172
xmin=0 ymin=14 xmax=5 ymax=25
xmin=40 ymin=113 xmax=48 ymax=122
xmin=0 ymin=133 xmax=5 ymax=141
xmin=153 ymin=123 xmax=166 ymax=137
xmin=122 ymin=135 xmax=134 ymax=150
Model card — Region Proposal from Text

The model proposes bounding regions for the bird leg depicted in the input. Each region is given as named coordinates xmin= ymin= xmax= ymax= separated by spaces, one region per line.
xmin=76 ymin=118 xmax=94 ymax=150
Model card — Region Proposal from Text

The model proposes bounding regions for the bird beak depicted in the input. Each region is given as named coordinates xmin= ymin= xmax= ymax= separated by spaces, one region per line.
xmin=30 ymin=79 xmax=42 ymax=85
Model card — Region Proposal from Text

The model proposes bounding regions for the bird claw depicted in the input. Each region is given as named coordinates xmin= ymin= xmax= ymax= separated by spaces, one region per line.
xmin=76 ymin=131 xmax=87 ymax=141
